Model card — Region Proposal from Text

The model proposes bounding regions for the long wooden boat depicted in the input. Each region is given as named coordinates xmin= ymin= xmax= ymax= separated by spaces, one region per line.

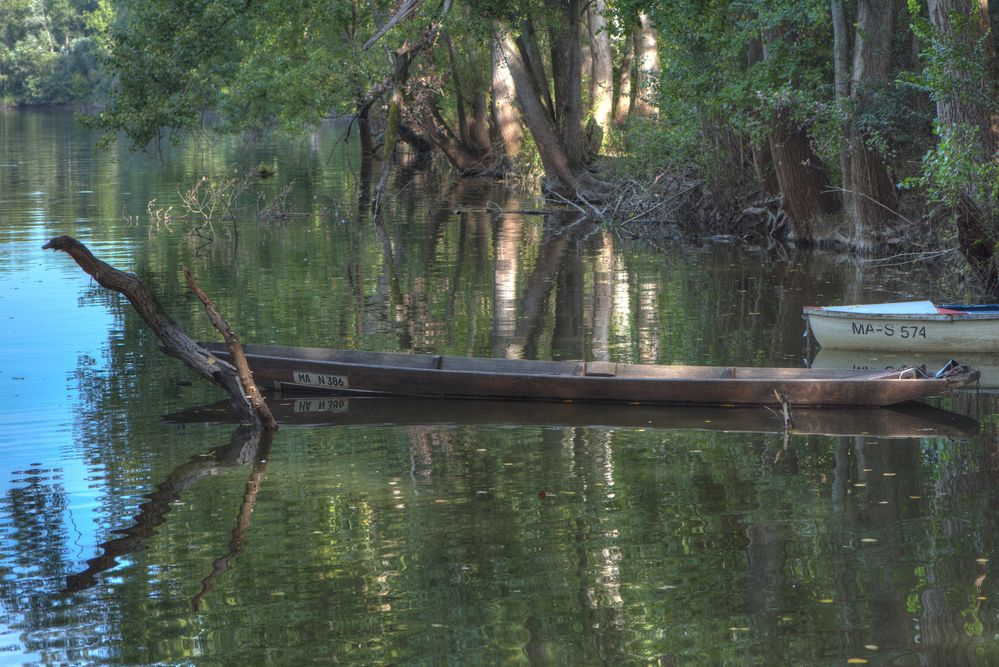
xmin=804 ymin=301 xmax=999 ymax=351
xmin=164 ymin=395 xmax=980 ymax=439
xmin=197 ymin=343 xmax=980 ymax=407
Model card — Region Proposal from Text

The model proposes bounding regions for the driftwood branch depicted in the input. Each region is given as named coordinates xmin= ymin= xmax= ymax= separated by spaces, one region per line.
xmin=42 ymin=235 xmax=275 ymax=430
xmin=184 ymin=267 xmax=277 ymax=430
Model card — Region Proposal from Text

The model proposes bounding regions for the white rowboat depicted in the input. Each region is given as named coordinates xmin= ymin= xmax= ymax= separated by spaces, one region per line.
xmin=803 ymin=301 xmax=999 ymax=352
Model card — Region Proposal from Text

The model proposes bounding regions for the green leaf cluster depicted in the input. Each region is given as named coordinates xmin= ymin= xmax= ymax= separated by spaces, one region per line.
xmin=0 ymin=0 xmax=111 ymax=105
xmin=93 ymin=0 xmax=386 ymax=148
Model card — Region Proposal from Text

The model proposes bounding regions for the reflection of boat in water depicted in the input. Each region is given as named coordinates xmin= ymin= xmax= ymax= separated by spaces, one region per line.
xmin=164 ymin=395 xmax=979 ymax=439
xmin=810 ymin=349 xmax=999 ymax=389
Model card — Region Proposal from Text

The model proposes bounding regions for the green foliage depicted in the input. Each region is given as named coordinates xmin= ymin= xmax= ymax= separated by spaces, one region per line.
xmin=92 ymin=0 xmax=387 ymax=148
xmin=0 ymin=0 xmax=110 ymax=106
xmin=906 ymin=122 xmax=999 ymax=209
xmin=904 ymin=0 xmax=998 ymax=114
xmin=618 ymin=0 xmax=841 ymax=187
xmin=903 ymin=0 xmax=999 ymax=219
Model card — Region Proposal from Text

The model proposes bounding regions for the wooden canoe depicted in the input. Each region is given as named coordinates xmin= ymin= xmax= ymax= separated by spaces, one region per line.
xmin=804 ymin=301 xmax=999 ymax=351
xmin=164 ymin=395 xmax=980 ymax=439
xmin=197 ymin=343 xmax=981 ymax=407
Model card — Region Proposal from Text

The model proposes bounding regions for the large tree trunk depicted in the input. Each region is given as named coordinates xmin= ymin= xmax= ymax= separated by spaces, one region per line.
xmin=550 ymin=0 xmax=588 ymax=168
xmin=587 ymin=0 xmax=614 ymax=140
xmin=614 ymin=32 xmax=635 ymax=124
xmin=769 ymin=114 xmax=840 ymax=244
xmin=497 ymin=25 xmax=612 ymax=199
xmin=926 ymin=0 xmax=999 ymax=284
xmin=491 ymin=32 xmax=524 ymax=157
xmin=632 ymin=13 xmax=660 ymax=116
xmin=498 ymin=28 xmax=580 ymax=192
xmin=847 ymin=0 xmax=900 ymax=250
xmin=927 ymin=0 xmax=999 ymax=151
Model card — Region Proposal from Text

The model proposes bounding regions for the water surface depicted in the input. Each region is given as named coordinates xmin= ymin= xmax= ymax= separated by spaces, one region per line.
xmin=1 ymin=110 xmax=998 ymax=665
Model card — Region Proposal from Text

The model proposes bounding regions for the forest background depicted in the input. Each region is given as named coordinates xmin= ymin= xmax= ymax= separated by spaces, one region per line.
xmin=5 ymin=0 xmax=999 ymax=293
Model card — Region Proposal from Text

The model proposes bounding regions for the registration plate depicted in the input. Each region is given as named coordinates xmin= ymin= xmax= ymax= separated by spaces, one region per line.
xmin=291 ymin=370 xmax=349 ymax=389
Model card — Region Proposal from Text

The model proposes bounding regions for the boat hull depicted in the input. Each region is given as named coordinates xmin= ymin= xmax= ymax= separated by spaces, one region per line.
xmin=198 ymin=343 xmax=980 ymax=408
xmin=804 ymin=304 xmax=999 ymax=352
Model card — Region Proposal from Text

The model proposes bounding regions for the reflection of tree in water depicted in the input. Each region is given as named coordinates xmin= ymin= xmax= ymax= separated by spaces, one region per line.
xmin=821 ymin=432 xmax=999 ymax=664
xmin=0 ymin=465 xmax=72 ymax=648
xmin=66 ymin=427 xmax=273 ymax=610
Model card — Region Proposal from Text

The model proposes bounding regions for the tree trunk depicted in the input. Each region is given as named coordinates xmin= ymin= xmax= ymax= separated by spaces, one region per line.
xmin=491 ymin=32 xmax=524 ymax=157
xmin=614 ymin=32 xmax=635 ymax=124
xmin=830 ymin=0 xmax=852 ymax=209
xmin=357 ymin=101 xmax=376 ymax=158
xmin=415 ymin=97 xmax=500 ymax=174
xmin=763 ymin=19 xmax=839 ymax=243
xmin=751 ymin=139 xmax=780 ymax=196
xmin=927 ymin=0 xmax=999 ymax=153
xmin=747 ymin=37 xmax=778 ymax=195
xmin=443 ymin=32 xmax=473 ymax=149
xmin=550 ymin=0 xmax=587 ymax=167
xmin=497 ymin=25 xmax=611 ymax=199
xmin=769 ymin=114 xmax=840 ymax=244
xmin=587 ymin=0 xmax=614 ymax=139
xmin=471 ymin=90 xmax=492 ymax=152
xmin=499 ymin=28 xmax=579 ymax=192
xmin=632 ymin=13 xmax=660 ymax=116
xmin=516 ymin=19 xmax=555 ymax=123
xmin=927 ymin=0 xmax=999 ymax=284
xmin=847 ymin=0 xmax=900 ymax=250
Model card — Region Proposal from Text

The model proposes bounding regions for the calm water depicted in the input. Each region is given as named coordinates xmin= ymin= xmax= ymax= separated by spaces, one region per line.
xmin=2 ymin=110 xmax=999 ymax=665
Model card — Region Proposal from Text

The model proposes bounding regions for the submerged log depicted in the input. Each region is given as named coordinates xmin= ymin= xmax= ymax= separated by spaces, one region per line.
xmin=42 ymin=235 xmax=277 ymax=430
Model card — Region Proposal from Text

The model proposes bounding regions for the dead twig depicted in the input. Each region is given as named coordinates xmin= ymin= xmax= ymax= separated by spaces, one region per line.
xmin=184 ymin=267 xmax=277 ymax=430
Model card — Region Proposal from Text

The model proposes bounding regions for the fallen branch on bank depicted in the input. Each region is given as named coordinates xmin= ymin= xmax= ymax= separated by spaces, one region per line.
xmin=42 ymin=235 xmax=276 ymax=430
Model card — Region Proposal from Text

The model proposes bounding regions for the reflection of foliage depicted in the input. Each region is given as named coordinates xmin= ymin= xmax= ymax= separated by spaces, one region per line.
xmin=0 ymin=468 xmax=72 ymax=654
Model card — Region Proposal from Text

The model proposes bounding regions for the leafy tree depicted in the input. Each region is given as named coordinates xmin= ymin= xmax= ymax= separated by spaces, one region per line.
xmin=0 ymin=0 xmax=109 ymax=106
xmin=907 ymin=0 xmax=999 ymax=290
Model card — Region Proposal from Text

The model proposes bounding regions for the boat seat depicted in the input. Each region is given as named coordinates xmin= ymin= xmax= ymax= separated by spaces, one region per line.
xmin=579 ymin=361 xmax=618 ymax=377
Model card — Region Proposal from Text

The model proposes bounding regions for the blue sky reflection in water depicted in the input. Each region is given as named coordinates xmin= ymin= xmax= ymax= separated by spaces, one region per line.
xmin=1 ymin=110 xmax=999 ymax=665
